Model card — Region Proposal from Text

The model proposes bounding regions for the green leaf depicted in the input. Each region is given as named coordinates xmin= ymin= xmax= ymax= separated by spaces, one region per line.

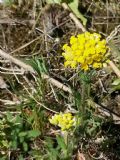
xmin=79 ymin=71 xmax=91 ymax=83
xmin=68 ymin=0 xmax=87 ymax=26
xmin=0 ymin=156 xmax=8 ymax=160
xmin=15 ymin=115 xmax=23 ymax=125
xmin=29 ymin=58 xmax=47 ymax=75
xmin=27 ymin=130 xmax=40 ymax=138
xmin=47 ymin=0 xmax=61 ymax=4
xmin=111 ymin=78 xmax=120 ymax=90
xmin=18 ymin=155 xmax=24 ymax=160
xmin=19 ymin=137 xmax=24 ymax=143
xmin=23 ymin=142 xmax=28 ymax=152
xmin=112 ymin=79 xmax=120 ymax=86
xmin=6 ymin=112 xmax=14 ymax=122
xmin=1 ymin=140 xmax=9 ymax=148
xmin=3 ymin=0 xmax=14 ymax=6
xmin=19 ymin=131 xmax=27 ymax=137
xmin=56 ymin=135 xmax=67 ymax=150
xmin=11 ymin=140 xmax=18 ymax=149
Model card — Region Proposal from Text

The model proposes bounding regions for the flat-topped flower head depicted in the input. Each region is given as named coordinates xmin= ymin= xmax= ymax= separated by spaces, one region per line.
xmin=49 ymin=112 xmax=76 ymax=131
xmin=62 ymin=32 xmax=110 ymax=71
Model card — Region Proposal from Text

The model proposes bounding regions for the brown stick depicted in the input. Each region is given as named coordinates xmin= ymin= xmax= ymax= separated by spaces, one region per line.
xmin=109 ymin=60 xmax=120 ymax=78
xmin=62 ymin=3 xmax=86 ymax=32
xmin=10 ymin=37 xmax=40 ymax=54
xmin=41 ymin=74 xmax=72 ymax=94
xmin=0 ymin=49 xmax=35 ymax=73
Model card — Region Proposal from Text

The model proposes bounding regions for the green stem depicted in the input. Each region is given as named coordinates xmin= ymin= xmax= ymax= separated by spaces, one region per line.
xmin=80 ymin=80 xmax=86 ymax=122
xmin=62 ymin=131 xmax=68 ymax=158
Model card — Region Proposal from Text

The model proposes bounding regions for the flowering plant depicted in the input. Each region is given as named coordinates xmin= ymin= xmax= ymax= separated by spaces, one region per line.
xmin=49 ymin=112 xmax=76 ymax=131
xmin=62 ymin=32 xmax=110 ymax=71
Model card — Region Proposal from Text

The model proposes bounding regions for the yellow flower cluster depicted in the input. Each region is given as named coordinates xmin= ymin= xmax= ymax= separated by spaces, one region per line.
xmin=49 ymin=113 xmax=76 ymax=131
xmin=62 ymin=32 xmax=109 ymax=71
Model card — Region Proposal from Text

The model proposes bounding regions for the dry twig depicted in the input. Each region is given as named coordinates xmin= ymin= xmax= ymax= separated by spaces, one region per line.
xmin=0 ymin=49 xmax=35 ymax=73
xmin=62 ymin=3 xmax=86 ymax=32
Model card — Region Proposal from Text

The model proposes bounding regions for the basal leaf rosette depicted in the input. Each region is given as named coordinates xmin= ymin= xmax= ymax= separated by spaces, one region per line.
xmin=62 ymin=32 xmax=110 ymax=71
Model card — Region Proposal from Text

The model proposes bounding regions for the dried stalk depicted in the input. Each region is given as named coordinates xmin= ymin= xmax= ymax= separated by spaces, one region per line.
xmin=62 ymin=3 xmax=86 ymax=32
xmin=0 ymin=49 xmax=35 ymax=73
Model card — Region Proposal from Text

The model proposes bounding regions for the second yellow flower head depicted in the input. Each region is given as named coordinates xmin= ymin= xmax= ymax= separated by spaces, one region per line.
xmin=49 ymin=112 xmax=76 ymax=131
